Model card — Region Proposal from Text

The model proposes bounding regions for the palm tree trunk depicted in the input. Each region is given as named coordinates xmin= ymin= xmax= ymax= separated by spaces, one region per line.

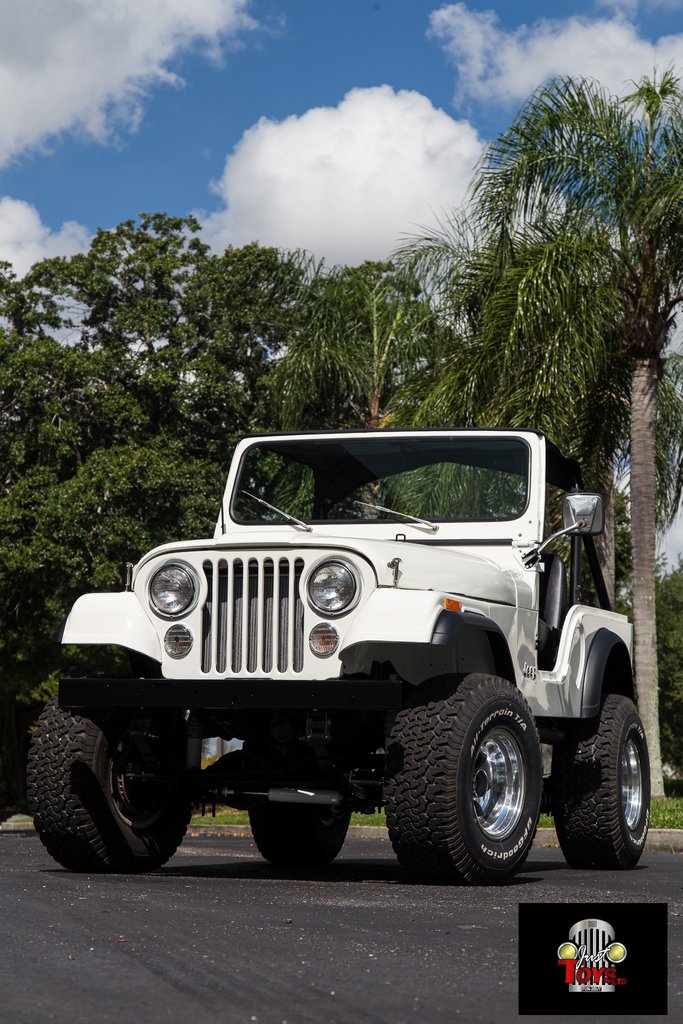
xmin=630 ymin=357 xmax=664 ymax=797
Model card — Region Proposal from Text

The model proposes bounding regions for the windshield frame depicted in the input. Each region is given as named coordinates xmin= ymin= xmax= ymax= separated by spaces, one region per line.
xmin=228 ymin=431 xmax=533 ymax=531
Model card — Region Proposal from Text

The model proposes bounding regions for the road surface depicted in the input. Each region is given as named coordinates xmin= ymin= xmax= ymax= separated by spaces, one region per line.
xmin=0 ymin=831 xmax=680 ymax=1024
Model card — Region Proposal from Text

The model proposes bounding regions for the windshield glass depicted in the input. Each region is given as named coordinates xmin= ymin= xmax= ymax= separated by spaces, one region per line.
xmin=231 ymin=436 xmax=529 ymax=526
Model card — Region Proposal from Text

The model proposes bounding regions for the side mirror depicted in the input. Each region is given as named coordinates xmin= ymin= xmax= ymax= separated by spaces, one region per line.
xmin=562 ymin=493 xmax=604 ymax=536
xmin=523 ymin=492 xmax=606 ymax=568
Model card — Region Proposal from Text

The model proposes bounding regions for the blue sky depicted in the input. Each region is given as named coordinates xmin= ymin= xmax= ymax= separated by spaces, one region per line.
xmin=1 ymin=0 xmax=682 ymax=559
xmin=3 ymin=1 xmax=683 ymax=271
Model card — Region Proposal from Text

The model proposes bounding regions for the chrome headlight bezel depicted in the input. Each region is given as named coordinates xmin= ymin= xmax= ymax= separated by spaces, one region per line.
xmin=306 ymin=557 xmax=361 ymax=617
xmin=148 ymin=561 xmax=199 ymax=619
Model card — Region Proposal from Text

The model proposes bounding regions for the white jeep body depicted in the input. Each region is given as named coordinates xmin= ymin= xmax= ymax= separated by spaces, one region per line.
xmin=32 ymin=427 xmax=648 ymax=883
xmin=59 ymin=429 xmax=632 ymax=723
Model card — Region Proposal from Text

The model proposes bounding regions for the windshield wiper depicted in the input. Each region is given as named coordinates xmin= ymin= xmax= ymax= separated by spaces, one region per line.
xmin=353 ymin=500 xmax=438 ymax=533
xmin=241 ymin=491 xmax=312 ymax=532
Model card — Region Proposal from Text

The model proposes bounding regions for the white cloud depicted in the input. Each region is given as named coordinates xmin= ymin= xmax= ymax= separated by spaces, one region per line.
xmin=0 ymin=198 xmax=90 ymax=277
xmin=202 ymin=86 xmax=483 ymax=266
xmin=429 ymin=2 xmax=683 ymax=106
xmin=0 ymin=0 xmax=255 ymax=167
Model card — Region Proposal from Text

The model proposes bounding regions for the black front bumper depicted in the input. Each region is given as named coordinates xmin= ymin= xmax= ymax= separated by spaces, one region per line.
xmin=59 ymin=677 xmax=403 ymax=712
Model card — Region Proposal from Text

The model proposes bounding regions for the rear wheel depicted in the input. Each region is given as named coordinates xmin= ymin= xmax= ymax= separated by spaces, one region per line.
xmin=551 ymin=693 xmax=650 ymax=868
xmin=385 ymin=674 xmax=542 ymax=884
xmin=27 ymin=697 xmax=191 ymax=872
xmin=249 ymin=802 xmax=351 ymax=865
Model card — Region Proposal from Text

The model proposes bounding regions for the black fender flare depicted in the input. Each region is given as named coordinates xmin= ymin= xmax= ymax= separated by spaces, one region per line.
xmin=581 ymin=628 xmax=634 ymax=718
xmin=340 ymin=609 xmax=517 ymax=686
xmin=431 ymin=609 xmax=516 ymax=684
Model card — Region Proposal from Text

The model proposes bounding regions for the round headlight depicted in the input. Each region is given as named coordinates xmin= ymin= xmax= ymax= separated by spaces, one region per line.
xmin=149 ymin=563 xmax=197 ymax=617
xmin=308 ymin=559 xmax=360 ymax=616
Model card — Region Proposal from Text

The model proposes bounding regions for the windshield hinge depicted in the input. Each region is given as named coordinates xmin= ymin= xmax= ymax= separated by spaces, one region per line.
xmin=387 ymin=557 xmax=402 ymax=587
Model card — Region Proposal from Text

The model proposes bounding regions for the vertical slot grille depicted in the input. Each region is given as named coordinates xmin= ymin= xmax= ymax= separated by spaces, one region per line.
xmin=232 ymin=560 xmax=244 ymax=673
xmin=201 ymin=561 xmax=213 ymax=674
xmin=201 ymin=554 xmax=305 ymax=675
xmin=293 ymin=558 xmax=305 ymax=672
xmin=247 ymin=559 xmax=259 ymax=672
xmin=262 ymin=558 xmax=274 ymax=673
xmin=217 ymin=560 xmax=229 ymax=673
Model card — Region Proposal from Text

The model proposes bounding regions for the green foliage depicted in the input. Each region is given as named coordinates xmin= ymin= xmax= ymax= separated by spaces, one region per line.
xmin=657 ymin=562 xmax=683 ymax=772
xmin=273 ymin=260 xmax=442 ymax=429
xmin=614 ymin=489 xmax=634 ymax=617
xmin=398 ymin=73 xmax=683 ymax=507
xmin=0 ymin=215 xmax=307 ymax=804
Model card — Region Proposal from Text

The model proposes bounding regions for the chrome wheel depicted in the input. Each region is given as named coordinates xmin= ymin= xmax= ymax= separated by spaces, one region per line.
xmin=621 ymin=738 xmax=643 ymax=830
xmin=472 ymin=728 xmax=525 ymax=839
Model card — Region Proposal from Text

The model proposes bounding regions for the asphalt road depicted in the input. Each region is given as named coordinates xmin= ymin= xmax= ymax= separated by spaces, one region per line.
xmin=1 ymin=831 xmax=680 ymax=1024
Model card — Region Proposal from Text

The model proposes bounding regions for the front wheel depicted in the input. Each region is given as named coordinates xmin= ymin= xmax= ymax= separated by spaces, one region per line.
xmin=551 ymin=693 xmax=650 ymax=868
xmin=27 ymin=697 xmax=191 ymax=872
xmin=385 ymin=674 xmax=542 ymax=884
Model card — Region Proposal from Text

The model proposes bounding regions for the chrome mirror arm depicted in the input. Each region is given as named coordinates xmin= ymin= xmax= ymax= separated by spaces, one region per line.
xmin=522 ymin=521 xmax=583 ymax=568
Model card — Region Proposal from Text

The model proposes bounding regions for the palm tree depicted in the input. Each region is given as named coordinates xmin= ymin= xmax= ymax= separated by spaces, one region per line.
xmin=399 ymin=71 xmax=683 ymax=796
xmin=273 ymin=260 xmax=442 ymax=430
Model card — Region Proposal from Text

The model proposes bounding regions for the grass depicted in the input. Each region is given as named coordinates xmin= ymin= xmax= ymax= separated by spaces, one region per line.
xmin=191 ymin=780 xmax=683 ymax=830
xmin=538 ymin=779 xmax=683 ymax=830
xmin=190 ymin=809 xmax=387 ymax=827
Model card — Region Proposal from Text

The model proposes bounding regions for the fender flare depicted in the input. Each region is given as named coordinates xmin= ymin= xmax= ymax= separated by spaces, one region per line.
xmin=340 ymin=608 xmax=516 ymax=685
xmin=56 ymin=592 xmax=162 ymax=662
xmin=431 ymin=608 xmax=516 ymax=684
xmin=581 ymin=628 xmax=634 ymax=718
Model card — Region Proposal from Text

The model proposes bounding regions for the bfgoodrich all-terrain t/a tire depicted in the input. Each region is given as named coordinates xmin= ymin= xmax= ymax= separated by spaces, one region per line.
xmin=551 ymin=693 xmax=650 ymax=869
xmin=26 ymin=697 xmax=191 ymax=873
xmin=249 ymin=802 xmax=351 ymax=865
xmin=385 ymin=674 xmax=542 ymax=885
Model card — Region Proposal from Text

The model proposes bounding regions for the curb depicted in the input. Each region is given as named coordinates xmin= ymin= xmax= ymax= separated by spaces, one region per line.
xmin=4 ymin=820 xmax=681 ymax=853
xmin=183 ymin=823 xmax=683 ymax=853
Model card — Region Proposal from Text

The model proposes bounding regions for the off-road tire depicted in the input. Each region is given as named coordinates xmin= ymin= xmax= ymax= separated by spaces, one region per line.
xmin=249 ymin=803 xmax=351 ymax=865
xmin=385 ymin=673 xmax=542 ymax=884
xmin=26 ymin=697 xmax=191 ymax=872
xmin=551 ymin=693 xmax=650 ymax=868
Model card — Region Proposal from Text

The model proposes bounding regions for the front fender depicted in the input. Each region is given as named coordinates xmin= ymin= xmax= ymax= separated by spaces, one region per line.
xmin=340 ymin=589 xmax=514 ymax=685
xmin=343 ymin=589 xmax=446 ymax=648
xmin=57 ymin=593 xmax=161 ymax=662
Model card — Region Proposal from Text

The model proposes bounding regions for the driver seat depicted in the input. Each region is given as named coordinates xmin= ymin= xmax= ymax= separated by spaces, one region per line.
xmin=537 ymin=554 xmax=568 ymax=670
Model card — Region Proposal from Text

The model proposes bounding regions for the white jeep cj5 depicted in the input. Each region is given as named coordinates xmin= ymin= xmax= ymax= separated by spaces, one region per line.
xmin=27 ymin=429 xmax=650 ymax=884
